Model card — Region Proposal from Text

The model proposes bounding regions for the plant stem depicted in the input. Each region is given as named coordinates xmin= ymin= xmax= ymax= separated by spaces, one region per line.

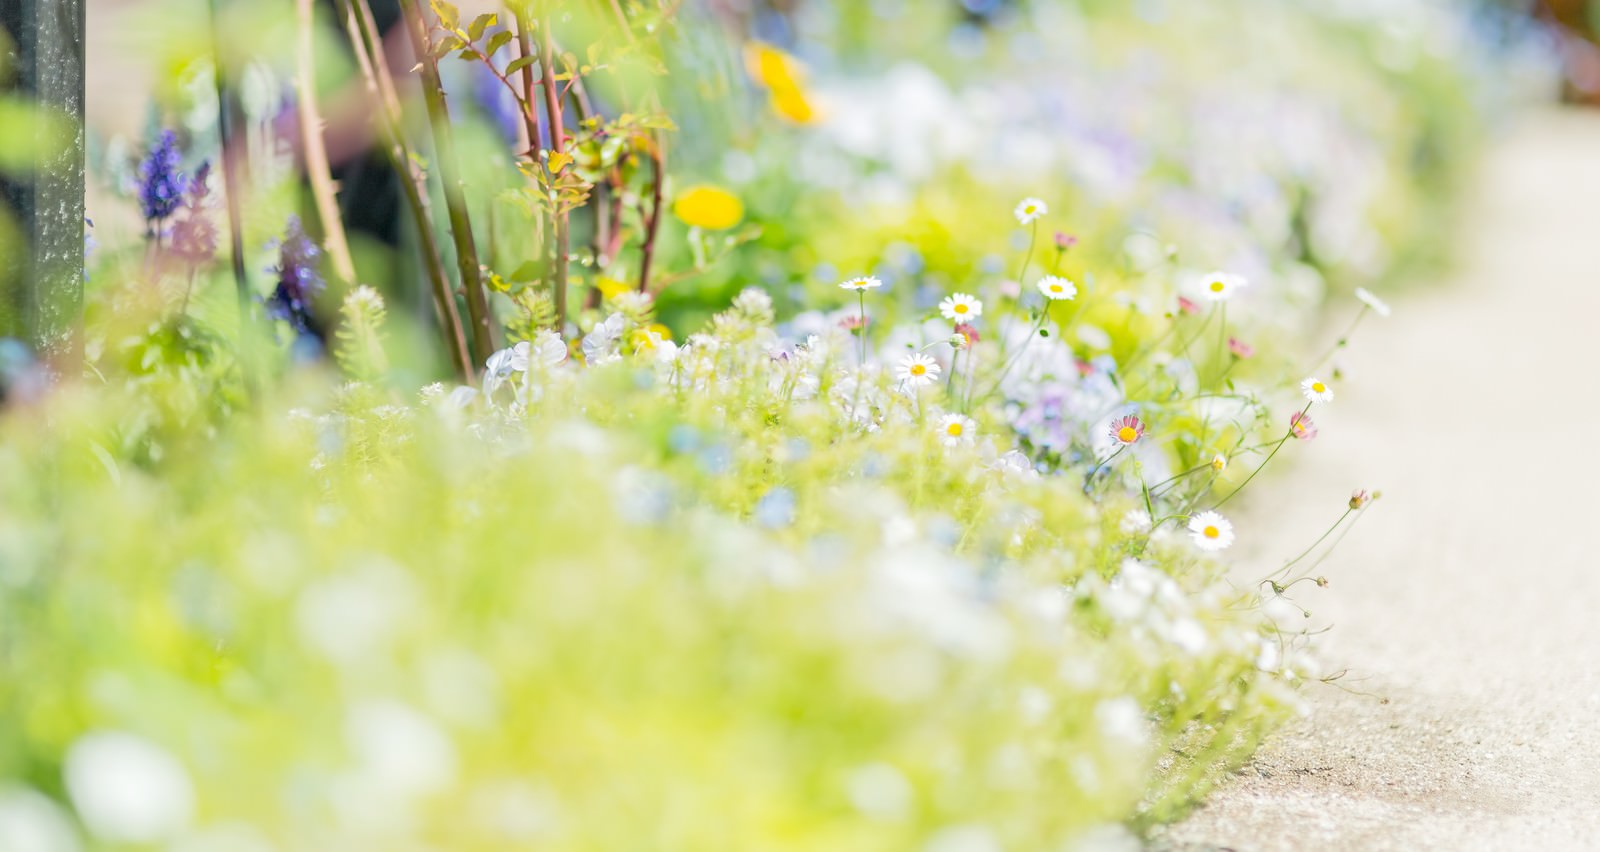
xmin=535 ymin=11 xmax=572 ymax=322
xmin=856 ymin=290 xmax=867 ymax=367
xmin=1211 ymin=401 xmax=1313 ymax=511
xmin=206 ymin=0 xmax=255 ymax=391
xmin=1308 ymin=304 xmax=1369 ymax=373
xmin=1270 ymin=507 xmax=1353 ymax=582
xmin=337 ymin=0 xmax=472 ymax=380
xmin=637 ymin=142 xmax=664 ymax=294
xmin=1017 ymin=220 xmax=1039 ymax=285
xmin=398 ymin=0 xmax=496 ymax=364
xmin=293 ymin=0 xmax=357 ymax=285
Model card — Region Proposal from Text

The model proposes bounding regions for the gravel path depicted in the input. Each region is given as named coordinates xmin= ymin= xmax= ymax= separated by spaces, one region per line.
xmin=1154 ymin=109 xmax=1600 ymax=851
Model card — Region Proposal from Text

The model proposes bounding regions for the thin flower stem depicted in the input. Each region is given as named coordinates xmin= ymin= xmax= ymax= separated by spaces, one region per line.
xmin=1148 ymin=461 xmax=1212 ymax=495
xmin=1308 ymin=305 xmax=1369 ymax=373
xmin=1017 ymin=220 xmax=1039 ymax=285
xmin=1210 ymin=401 xmax=1313 ymax=511
xmin=1083 ymin=443 xmax=1127 ymax=493
xmin=1213 ymin=302 xmax=1227 ymax=383
xmin=1268 ymin=507 xmax=1353 ymax=583
xmin=1308 ymin=505 xmax=1371 ymax=572
xmin=857 ymin=290 xmax=867 ymax=367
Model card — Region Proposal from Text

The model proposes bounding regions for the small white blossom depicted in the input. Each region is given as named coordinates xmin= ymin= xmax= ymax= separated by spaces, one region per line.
xmin=937 ymin=414 xmax=975 ymax=446
xmin=1199 ymin=271 xmax=1248 ymax=301
xmin=1013 ymin=197 xmax=1048 ymax=225
xmin=839 ymin=276 xmax=883 ymax=292
xmin=1300 ymin=377 xmax=1333 ymax=403
xmin=1036 ymin=276 xmax=1077 ymax=301
xmin=895 ymin=353 xmax=941 ymax=387
xmin=1187 ymin=511 xmax=1234 ymax=551
xmin=938 ymin=293 xmax=983 ymax=322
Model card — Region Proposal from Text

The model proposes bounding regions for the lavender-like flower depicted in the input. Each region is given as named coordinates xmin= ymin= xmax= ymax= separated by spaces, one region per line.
xmin=138 ymin=130 xmax=188 ymax=224
xmin=265 ymin=216 xmax=326 ymax=341
xmin=169 ymin=161 xmax=218 ymax=266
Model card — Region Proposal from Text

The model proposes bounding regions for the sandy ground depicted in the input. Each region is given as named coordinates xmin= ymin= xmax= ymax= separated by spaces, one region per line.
xmin=1152 ymin=109 xmax=1600 ymax=850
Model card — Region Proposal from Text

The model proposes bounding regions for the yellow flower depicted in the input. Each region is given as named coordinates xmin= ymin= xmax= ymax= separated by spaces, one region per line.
xmin=672 ymin=185 xmax=744 ymax=231
xmin=595 ymin=276 xmax=632 ymax=301
xmin=744 ymin=42 xmax=820 ymax=125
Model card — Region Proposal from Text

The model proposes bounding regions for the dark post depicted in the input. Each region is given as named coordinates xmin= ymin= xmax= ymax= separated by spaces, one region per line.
xmin=0 ymin=0 xmax=85 ymax=369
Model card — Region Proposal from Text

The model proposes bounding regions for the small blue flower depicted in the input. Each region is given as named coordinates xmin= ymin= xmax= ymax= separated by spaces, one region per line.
xmin=138 ymin=130 xmax=188 ymax=223
xmin=754 ymin=488 xmax=796 ymax=529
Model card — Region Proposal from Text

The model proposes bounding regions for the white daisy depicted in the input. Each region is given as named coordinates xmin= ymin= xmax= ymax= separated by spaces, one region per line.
xmin=1013 ymin=197 xmax=1048 ymax=225
xmin=1036 ymin=275 xmax=1077 ymax=301
xmin=1300 ymin=377 xmax=1333 ymax=403
xmin=1354 ymin=287 xmax=1391 ymax=317
xmin=938 ymin=293 xmax=983 ymax=322
xmin=839 ymin=276 xmax=883 ymax=292
xmin=1199 ymin=271 xmax=1247 ymax=301
xmin=937 ymin=413 xmax=975 ymax=446
xmin=1187 ymin=511 xmax=1234 ymax=551
xmin=895 ymin=353 xmax=941 ymax=387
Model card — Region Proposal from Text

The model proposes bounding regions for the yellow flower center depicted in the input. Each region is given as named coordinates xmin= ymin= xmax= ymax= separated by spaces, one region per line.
xmin=1050 ymin=284 xmax=1063 ymax=293
xmin=1117 ymin=426 xmax=1138 ymax=443
xmin=1203 ymin=525 xmax=1220 ymax=539
xmin=1311 ymin=382 xmax=1326 ymax=393
xmin=1024 ymin=205 xmax=1037 ymax=214
xmin=947 ymin=422 xmax=963 ymax=436
xmin=910 ymin=364 xmax=926 ymax=377
xmin=954 ymin=303 xmax=968 ymax=314
xmin=1209 ymin=280 xmax=1225 ymax=293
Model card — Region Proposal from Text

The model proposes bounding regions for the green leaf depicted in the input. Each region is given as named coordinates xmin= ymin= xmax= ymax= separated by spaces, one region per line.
xmin=432 ymin=33 xmax=466 ymax=58
xmin=428 ymin=0 xmax=460 ymax=31
xmin=505 ymin=55 xmax=538 ymax=77
xmin=467 ymin=12 xmax=497 ymax=41
xmin=485 ymin=29 xmax=515 ymax=57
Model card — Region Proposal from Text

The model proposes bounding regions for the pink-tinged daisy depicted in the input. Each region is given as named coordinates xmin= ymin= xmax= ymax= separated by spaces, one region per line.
xmin=952 ymin=323 xmax=980 ymax=347
xmin=1177 ymin=296 xmax=1200 ymax=316
xmin=1037 ymin=275 xmax=1077 ymax=301
xmin=1227 ymin=337 xmax=1254 ymax=359
xmin=1289 ymin=412 xmax=1317 ymax=441
xmin=839 ymin=275 xmax=882 ymax=292
xmin=1108 ymin=414 xmax=1145 ymax=446
xmin=1054 ymin=231 xmax=1078 ymax=250
xmin=1349 ymin=489 xmax=1373 ymax=510
xmin=937 ymin=413 xmax=975 ymax=446
xmin=1014 ymin=197 xmax=1048 ymax=224
xmin=840 ymin=314 xmax=869 ymax=332
xmin=896 ymin=353 xmax=941 ymax=387
xmin=939 ymin=293 xmax=983 ymax=322
xmin=1074 ymin=358 xmax=1094 ymax=378
xmin=1199 ymin=271 xmax=1247 ymax=301
xmin=1188 ymin=511 xmax=1235 ymax=551
xmin=1300 ymin=377 xmax=1333 ymax=403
